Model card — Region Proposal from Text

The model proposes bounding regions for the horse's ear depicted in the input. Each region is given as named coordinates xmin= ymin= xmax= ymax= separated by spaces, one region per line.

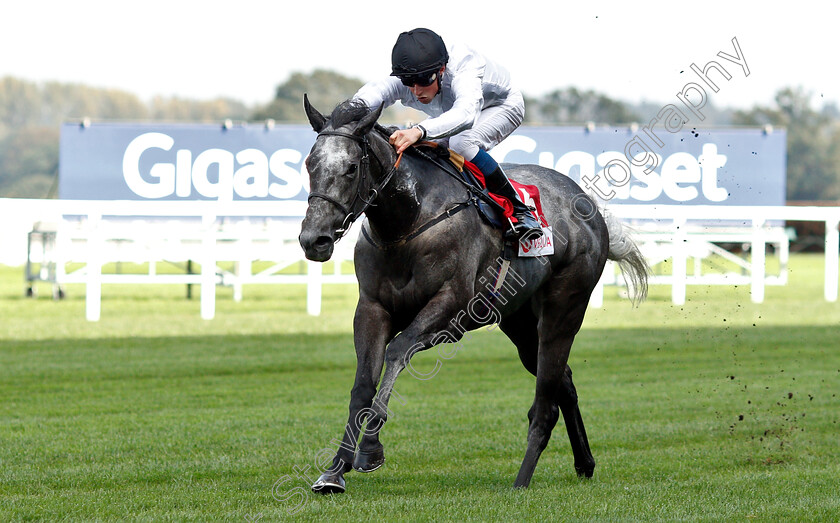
xmin=354 ymin=103 xmax=384 ymax=137
xmin=303 ymin=93 xmax=327 ymax=133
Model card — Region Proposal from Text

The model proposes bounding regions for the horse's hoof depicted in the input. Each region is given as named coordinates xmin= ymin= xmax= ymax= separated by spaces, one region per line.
xmin=311 ymin=473 xmax=346 ymax=494
xmin=353 ymin=445 xmax=385 ymax=473
xmin=575 ymin=464 xmax=595 ymax=479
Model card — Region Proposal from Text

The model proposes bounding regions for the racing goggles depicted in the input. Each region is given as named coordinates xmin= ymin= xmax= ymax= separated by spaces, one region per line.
xmin=399 ymin=71 xmax=438 ymax=87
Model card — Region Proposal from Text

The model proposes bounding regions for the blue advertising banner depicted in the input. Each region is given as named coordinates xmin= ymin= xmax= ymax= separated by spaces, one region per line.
xmin=60 ymin=123 xmax=786 ymax=209
xmin=493 ymin=126 xmax=786 ymax=207
xmin=60 ymin=122 xmax=315 ymax=203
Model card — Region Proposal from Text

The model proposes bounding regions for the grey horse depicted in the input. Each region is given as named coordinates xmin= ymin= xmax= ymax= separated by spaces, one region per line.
xmin=299 ymin=95 xmax=649 ymax=493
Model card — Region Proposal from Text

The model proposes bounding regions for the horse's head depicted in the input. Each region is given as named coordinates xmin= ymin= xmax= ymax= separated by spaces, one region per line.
xmin=299 ymin=95 xmax=385 ymax=261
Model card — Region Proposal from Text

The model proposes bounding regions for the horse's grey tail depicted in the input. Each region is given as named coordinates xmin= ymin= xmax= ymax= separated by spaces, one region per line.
xmin=603 ymin=210 xmax=650 ymax=306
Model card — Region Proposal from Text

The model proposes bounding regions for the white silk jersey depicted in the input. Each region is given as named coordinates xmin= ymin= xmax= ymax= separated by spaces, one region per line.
xmin=354 ymin=42 xmax=523 ymax=141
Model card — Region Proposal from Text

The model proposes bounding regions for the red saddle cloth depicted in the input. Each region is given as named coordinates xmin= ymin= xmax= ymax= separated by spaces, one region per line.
xmin=463 ymin=160 xmax=548 ymax=226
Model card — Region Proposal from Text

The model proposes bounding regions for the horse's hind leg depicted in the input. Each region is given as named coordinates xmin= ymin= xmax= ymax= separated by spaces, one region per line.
xmin=504 ymin=304 xmax=596 ymax=480
xmin=514 ymin=269 xmax=596 ymax=488
xmin=558 ymin=365 xmax=595 ymax=478
xmin=499 ymin=305 xmax=539 ymax=376
xmin=514 ymin=340 xmax=564 ymax=488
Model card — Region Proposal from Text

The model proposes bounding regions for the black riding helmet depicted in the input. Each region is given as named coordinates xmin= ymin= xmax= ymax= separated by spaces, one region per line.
xmin=390 ymin=28 xmax=449 ymax=79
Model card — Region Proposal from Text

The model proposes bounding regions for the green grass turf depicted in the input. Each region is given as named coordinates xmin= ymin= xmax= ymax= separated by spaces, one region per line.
xmin=1 ymin=254 xmax=838 ymax=521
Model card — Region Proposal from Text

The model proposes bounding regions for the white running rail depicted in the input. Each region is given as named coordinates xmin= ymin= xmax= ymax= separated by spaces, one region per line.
xmin=3 ymin=199 xmax=838 ymax=319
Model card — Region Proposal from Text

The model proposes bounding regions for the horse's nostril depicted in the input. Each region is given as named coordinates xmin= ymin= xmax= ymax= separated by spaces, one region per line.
xmin=314 ymin=236 xmax=333 ymax=248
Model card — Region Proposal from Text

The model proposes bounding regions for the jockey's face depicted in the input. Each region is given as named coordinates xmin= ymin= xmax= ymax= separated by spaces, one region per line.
xmin=409 ymin=66 xmax=444 ymax=104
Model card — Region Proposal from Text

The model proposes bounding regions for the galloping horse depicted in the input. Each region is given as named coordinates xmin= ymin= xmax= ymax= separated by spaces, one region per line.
xmin=299 ymin=95 xmax=649 ymax=493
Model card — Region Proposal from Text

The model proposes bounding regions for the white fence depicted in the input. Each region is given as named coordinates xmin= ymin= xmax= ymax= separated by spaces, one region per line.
xmin=4 ymin=198 xmax=359 ymax=320
xmin=590 ymin=204 xmax=840 ymax=306
xmin=2 ymin=198 xmax=839 ymax=321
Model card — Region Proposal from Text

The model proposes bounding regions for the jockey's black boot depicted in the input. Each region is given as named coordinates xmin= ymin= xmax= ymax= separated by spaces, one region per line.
xmin=483 ymin=165 xmax=544 ymax=240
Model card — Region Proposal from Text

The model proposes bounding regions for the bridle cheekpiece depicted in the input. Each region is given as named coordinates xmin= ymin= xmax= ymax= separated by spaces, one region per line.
xmin=307 ymin=130 xmax=397 ymax=241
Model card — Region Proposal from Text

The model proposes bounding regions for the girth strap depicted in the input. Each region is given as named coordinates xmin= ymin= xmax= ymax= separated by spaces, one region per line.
xmin=361 ymin=199 xmax=473 ymax=248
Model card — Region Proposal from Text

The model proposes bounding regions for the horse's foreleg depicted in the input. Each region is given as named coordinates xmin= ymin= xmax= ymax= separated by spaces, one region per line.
xmin=311 ymin=298 xmax=391 ymax=494
xmin=354 ymin=289 xmax=463 ymax=473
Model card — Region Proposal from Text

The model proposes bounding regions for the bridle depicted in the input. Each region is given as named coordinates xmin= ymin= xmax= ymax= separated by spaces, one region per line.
xmin=307 ymin=130 xmax=398 ymax=241
xmin=307 ymin=127 xmax=476 ymax=248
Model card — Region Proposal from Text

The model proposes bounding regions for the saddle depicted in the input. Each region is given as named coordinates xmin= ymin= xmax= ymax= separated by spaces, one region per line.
xmin=408 ymin=143 xmax=554 ymax=290
xmin=410 ymin=142 xmax=548 ymax=231
xmin=366 ymin=125 xmax=553 ymax=259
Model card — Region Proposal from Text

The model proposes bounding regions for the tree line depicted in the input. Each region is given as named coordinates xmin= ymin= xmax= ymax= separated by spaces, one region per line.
xmin=1 ymin=72 xmax=838 ymax=201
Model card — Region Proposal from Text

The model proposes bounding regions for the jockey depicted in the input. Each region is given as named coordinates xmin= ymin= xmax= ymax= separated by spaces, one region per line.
xmin=353 ymin=27 xmax=543 ymax=239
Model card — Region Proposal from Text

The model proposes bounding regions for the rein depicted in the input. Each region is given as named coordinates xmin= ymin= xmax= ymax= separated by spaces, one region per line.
xmin=308 ymin=126 xmax=472 ymax=247
xmin=307 ymin=130 xmax=399 ymax=241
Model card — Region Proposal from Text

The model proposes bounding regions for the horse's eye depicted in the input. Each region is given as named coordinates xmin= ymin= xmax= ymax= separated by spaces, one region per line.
xmin=345 ymin=164 xmax=358 ymax=176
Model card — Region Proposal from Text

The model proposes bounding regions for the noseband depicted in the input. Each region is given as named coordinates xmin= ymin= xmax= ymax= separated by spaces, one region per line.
xmin=307 ymin=130 xmax=397 ymax=240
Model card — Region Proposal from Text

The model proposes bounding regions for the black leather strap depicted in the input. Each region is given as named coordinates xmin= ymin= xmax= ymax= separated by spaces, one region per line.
xmin=362 ymin=199 xmax=473 ymax=248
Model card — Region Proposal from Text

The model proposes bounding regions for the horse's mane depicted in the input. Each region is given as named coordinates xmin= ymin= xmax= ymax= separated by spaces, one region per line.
xmin=328 ymin=98 xmax=395 ymax=140
xmin=328 ymin=99 xmax=370 ymax=128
